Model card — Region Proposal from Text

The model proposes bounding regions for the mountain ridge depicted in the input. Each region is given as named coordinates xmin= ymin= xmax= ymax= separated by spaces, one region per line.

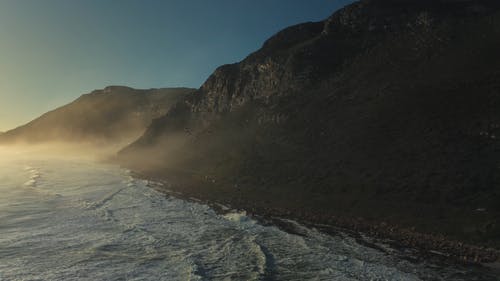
xmin=116 ymin=0 xmax=500 ymax=255
xmin=0 ymin=86 xmax=195 ymax=145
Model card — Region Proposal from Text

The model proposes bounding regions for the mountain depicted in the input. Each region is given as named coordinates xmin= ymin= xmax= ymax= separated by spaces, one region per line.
xmin=118 ymin=0 xmax=500 ymax=251
xmin=0 ymin=86 xmax=194 ymax=145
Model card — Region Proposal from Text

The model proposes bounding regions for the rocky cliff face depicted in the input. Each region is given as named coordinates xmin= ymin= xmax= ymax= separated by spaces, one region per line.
xmin=0 ymin=86 xmax=194 ymax=144
xmin=119 ymin=0 xmax=500 ymax=248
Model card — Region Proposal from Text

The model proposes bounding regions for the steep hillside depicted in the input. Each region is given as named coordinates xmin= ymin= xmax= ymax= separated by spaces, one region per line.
xmin=0 ymin=86 xmax=194 ymax=145
xmin=119 ymin=0 xmax=500 ymax=250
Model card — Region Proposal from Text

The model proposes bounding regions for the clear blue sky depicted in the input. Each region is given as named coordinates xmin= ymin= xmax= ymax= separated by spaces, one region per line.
xmin=0 ymin=0 xmax=354 ymax=131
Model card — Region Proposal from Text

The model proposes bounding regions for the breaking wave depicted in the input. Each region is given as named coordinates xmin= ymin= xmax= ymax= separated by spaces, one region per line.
xmin=0 ymin=155 xmax=497 ymax=281
xmin=23 ymin=166 xmax=41 ymax=187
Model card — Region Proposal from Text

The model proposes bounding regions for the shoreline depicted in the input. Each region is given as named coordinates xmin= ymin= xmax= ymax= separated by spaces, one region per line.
xmin=132 ymin=171 xmax=500 ymax=266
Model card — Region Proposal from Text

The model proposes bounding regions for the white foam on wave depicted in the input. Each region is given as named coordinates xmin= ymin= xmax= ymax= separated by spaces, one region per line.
xmin=24 ymin=179 xmax=37 ymax=187
xmin=122 ymin=175 xmax=137 ymax=188
xmin=223 ymin=210 xmax=245 ymax=221
xmin=246 ymin=236 xmax=267 ymax=278
xmin=223 ymin=211 xmax=255 ymax=225
xmin=23 ymin=166 xmax=42 ymax=188
xmin=1 ymin=157 xmax=490 ymax=281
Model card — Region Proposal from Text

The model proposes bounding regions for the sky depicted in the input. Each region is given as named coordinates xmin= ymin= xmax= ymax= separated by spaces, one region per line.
xmin=0 ymin=0 xmax=354 ymax=131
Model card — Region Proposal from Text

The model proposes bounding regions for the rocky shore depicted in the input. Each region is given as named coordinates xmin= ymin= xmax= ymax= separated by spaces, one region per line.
xmin=135 ymin=171 xmax=499 ymax=266
xmin=116 ymin=0 xmax=500 ymax=267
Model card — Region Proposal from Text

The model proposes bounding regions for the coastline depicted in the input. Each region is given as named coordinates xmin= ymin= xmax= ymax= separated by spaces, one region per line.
xmin=130 ymin=171 xmax=500 ymax=266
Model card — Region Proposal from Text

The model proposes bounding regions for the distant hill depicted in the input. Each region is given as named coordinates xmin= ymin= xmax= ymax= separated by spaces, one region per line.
xmin=0 ymin=86 xmax=194 ymax=145
xmin=118 ymin=0 xmax=500 ymax=250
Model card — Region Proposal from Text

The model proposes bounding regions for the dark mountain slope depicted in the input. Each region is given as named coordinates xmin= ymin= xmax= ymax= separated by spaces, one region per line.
xmin=0 ymin=86 xmax=194 ymax=144
xmin=119 ymin=0 xmax=500 ymax=250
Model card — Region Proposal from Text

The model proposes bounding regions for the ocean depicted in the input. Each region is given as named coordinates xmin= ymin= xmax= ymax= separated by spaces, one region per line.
xmin=0 ymin=148 xmax=497 ymax=281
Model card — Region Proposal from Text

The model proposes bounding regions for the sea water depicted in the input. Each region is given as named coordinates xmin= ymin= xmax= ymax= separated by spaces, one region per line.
xmin=0 ymin=149 xmax=498 ymax=281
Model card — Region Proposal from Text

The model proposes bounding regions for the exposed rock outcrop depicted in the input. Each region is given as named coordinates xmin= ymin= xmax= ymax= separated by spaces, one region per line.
xmin=119 ymin=0 xmax=500 ymax=251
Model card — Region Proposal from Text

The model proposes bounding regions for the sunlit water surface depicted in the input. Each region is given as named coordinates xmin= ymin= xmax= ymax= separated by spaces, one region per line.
xmin=0 ymin=149 xmax=498 ymax=281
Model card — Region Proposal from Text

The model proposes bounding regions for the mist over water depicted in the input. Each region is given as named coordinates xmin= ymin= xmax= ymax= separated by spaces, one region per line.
xmin=0 ymin=149 xmax=497 ymax=281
